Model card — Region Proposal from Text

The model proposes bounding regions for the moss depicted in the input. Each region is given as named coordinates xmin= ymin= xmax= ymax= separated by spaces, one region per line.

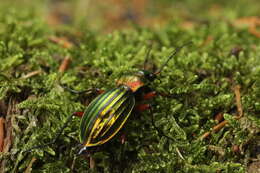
xmin=0 ymin=0 xmax=259 ymax=173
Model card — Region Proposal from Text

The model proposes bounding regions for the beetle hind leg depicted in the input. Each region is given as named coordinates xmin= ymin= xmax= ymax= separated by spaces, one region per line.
xmin=135 ymin=103 xmax=150 ymax=112
xmin=60 ymin=83 xmax=104 ymax=95
xmin=22 ymin=112 xmax=81 ymax=153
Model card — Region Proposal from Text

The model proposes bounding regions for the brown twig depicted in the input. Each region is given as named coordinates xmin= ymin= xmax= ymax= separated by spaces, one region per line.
xmin=200 ymin=120 xmax=228 ymax=140
xmin=0 ymin=98 xmax=19 ymax=172
xmin=233 ymin=16 xmax=260 ymax=38
xmin=49 ymin=36 xmax=73 ymax=49
xmin=0 ymin=117 xmax=4 ymax=152
xmin=58 ymin=56 xmax=71 ymax=73
xmin=233 ymin=85 xmax=243 ymax=119
xmin=21 ymin=70 xmax=42 ymax=79
xmin=24 ymin=157 xmax=37 ymax=173
xmin=200 ymin=85 xmax=243 ymax=140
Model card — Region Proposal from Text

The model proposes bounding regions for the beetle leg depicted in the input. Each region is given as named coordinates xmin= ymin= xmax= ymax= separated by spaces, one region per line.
xmin=23 ymin=112 xmax=79 ymax=153
xmin=60 ymin=83 xmax=104 ymax=95
xmin=142 ymin=91 xmax=157 ymax=100
xmin=143 ymin=91 xmax=176 ymax=100
xmin=135 ymin=103 xmax=174 ymax=138
xmin=149 ymin=107 xmax=185 ymax=160
xmin=65 ymin=87 xmax=103 ymax=95
xmin=148 ymin=106 xmax=174 ymax=140
xmin=74 ymin=111 xmax=84 ymax=118
xmin=135 ymin=104 xmax=150 ymax=112
xmin=157 ymin=91 xmax=177 ymax=98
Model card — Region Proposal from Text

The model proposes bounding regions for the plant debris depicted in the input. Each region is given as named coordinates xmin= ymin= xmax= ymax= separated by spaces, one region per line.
xmin=0 ymin=1 xmax=259 ymax=172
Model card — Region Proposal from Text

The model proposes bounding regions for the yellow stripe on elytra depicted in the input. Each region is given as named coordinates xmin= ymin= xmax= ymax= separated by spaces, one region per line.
xmin=86 ymin=89 xmax=126 ymax=144
xmin=86 ymin=89 xmax=119 ymax=145
xmin=91 ymin=91 xmax=126 ymax=139
xmin=100 ymin=102 xmax=127 ymax=137
xmin=85 ymin=98 xmax=135 ymax=147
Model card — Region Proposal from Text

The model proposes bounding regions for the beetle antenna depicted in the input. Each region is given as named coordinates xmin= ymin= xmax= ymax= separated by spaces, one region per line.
xmin=143 ymin=44 xmax=153 ymax=70
xmin=154 ymin=41 xmax=192 ymax=75
xmin=22 ymin=112 xmax=75 ymax=153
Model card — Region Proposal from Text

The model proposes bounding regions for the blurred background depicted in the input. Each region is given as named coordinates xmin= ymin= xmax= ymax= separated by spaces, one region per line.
xmin=2 ymin=0 xmax=260 ymax=34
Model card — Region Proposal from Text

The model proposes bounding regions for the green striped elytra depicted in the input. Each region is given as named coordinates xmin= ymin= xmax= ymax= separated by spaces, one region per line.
xmin=79 ymin=85 xmax=135 ymax=148
xmin=78 ymin=70 xmax=157 ymax=154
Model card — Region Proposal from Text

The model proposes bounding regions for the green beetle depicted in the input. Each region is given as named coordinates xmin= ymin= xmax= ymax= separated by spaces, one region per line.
xmin=25 ymin=42 xmax=191 ymax=155
xmin=77 ymin=42 xmax=191 ymax=154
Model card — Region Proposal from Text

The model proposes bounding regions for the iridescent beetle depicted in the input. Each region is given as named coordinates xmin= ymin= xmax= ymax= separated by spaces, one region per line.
xmin=25 ymin=42 xmax=191 ymax=155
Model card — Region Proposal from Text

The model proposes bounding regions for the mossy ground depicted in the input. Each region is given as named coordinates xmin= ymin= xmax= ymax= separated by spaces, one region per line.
xmin=0 ymin=0 xmax=259 ymax=172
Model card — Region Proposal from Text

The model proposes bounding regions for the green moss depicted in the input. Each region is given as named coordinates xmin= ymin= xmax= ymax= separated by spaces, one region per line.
xmin=0 ymin=1 xmax=259 ymax=173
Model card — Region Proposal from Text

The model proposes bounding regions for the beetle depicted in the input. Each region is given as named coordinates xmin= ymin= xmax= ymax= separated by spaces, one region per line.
xmin=24 ymin=42 xmax=191 ymax=155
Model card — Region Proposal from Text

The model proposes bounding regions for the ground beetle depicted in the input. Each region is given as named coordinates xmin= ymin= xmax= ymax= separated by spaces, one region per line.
xmin=25 ymin=42 xmax=191 ymax=156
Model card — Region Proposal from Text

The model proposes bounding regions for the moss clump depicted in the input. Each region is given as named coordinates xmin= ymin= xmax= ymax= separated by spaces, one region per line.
xmin=0 ymin=1 xmax=259 ymax=173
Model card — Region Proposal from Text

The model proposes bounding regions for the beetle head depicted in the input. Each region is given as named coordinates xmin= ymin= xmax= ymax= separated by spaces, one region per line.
xmin=137 ymin=70 xmax=156 ymax=82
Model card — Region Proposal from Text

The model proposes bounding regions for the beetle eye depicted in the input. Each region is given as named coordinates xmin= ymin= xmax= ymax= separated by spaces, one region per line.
xmin=147 ymin=73 xmax=155 ymax=81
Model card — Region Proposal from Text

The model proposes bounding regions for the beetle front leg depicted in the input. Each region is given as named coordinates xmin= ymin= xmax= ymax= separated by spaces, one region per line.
xmin=142 ymin=90 xmax=176 ymax=100
xmin=63 ymin=87 xmax=104 ymax=95
xmin=142 ymin=91 xmax=157 ymax=100
xmin=134 ymin=103 xmax=174 ymax=140
xmin=23 ymin=112 xmax=81 ymax=153
xmin=135 ymin=104 xmax=150 ymax=112
xmin=157 ymin=91 xmax=177 ymax=98
xmin=148 ymin=107 xmax=185 ymax=160
xmin=74 ymin=111 xmax=84 ymax=118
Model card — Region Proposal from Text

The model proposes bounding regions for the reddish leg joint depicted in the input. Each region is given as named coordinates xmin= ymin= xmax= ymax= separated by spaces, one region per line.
xmin=143 ymin=91 xmax=157 ymax=100
xmin=135 ymin=104 xmax=151 ymax=112
xmin=74 ymin=111 xmax=84 ymax=118
xmin=96 ymin=89 xmax=105 ymax=95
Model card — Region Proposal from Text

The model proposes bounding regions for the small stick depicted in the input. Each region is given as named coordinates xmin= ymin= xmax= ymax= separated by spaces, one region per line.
xmin=249 ymin=23 xmax=260 ymax=38
xmin=233 ymin=85 xmax=243 ymax=119
xmin=49 ymin=36 xmax=73 ymax=49
xmin=24 ymin=157 xmax=37 ymax=173
xmin=233 ymin=17 xmax=260 ymax=38
xmin=0 ymin=117 xmax=4 ymax=152
xmin=21 ymin=70 xmax=42 ymax=79
xmin=200 ymin=120 xmax=228 ymax=140
xmin=212 ymin=120 xmax=228 ymax=132
xmin=200 ymin=85 xmax=243 ymax=140
xmin=58 ymin=56 xmax=71 ymax=73
xmin=176 ymin=148 xmax=185 ymax=160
